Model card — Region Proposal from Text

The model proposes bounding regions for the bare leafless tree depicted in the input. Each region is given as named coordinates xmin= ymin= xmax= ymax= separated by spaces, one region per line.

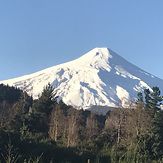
xmin=49 ymin=104 xmax=66 ymax=141
xmin=105 ymin=107 xmax=128 ymax=145
xmin=85 ymin=112 xmax=98 ymax=141
xmin=0 ymin=101 xmax=11 ymax=129
xmin=66 ymin=107 xmax=81 ymax=147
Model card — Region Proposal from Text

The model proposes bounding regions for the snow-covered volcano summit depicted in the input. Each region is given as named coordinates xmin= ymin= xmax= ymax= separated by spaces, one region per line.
xmin=1 ymin=48 xmax=163 ymax=111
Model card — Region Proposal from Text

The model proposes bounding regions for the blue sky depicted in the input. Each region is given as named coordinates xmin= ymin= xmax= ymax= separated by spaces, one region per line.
xmin=0 ymin=0 xmax=163 ymax=80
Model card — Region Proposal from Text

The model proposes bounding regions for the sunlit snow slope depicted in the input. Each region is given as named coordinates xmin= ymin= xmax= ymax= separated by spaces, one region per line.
xmin=1 ymin=48 xmax=163 ymax=111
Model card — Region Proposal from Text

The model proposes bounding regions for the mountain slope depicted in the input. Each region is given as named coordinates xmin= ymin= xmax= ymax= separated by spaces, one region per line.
xmin=1 ymin=48 xmax=163 ymax=111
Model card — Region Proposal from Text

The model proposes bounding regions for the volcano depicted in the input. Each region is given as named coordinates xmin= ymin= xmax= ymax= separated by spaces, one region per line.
xmin=1 ymin=48 xmax=163 ymax=113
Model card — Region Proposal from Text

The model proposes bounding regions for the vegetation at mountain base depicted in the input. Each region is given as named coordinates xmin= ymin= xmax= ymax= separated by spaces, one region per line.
xmin=0 ymin=84 xmax=163 ymax=163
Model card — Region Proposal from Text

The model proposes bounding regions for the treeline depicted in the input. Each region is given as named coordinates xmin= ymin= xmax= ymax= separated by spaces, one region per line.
xmin=0 ymin=84 xmax=22 ymax=104
xmin=0 ymin=83 xmax=163 ymax=162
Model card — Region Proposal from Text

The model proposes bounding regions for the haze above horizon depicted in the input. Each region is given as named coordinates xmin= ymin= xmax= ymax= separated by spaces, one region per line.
xmin=0 ymin=1 xmax=163 ymax=80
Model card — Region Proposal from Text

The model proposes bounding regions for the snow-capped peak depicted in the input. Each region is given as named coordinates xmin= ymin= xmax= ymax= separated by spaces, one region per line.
xmin=61 ymin=47 xmax=112 ymax=71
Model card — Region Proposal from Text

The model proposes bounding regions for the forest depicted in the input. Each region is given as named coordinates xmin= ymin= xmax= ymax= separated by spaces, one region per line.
xmin=0 ymin=83 xmax=163 ymax=163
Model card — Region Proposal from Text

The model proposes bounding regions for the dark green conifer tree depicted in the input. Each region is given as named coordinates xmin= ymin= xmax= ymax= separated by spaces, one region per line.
xmin=148 ymin=110 xmax=163 ymax=161
xmin=150 ymin=87 xmax=162 ymax=112
xmin=137 ymin=92 xmax=143 ymax=103
xmin=144 ymin=87 xmax=162 ymax=115
xmin=33 ymin=83 xmax=57 ymax=115
xmin=32 ymin=83 xmax=57 ymax=133
xmin=144 ymin=88 xmax=151 ymax=109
